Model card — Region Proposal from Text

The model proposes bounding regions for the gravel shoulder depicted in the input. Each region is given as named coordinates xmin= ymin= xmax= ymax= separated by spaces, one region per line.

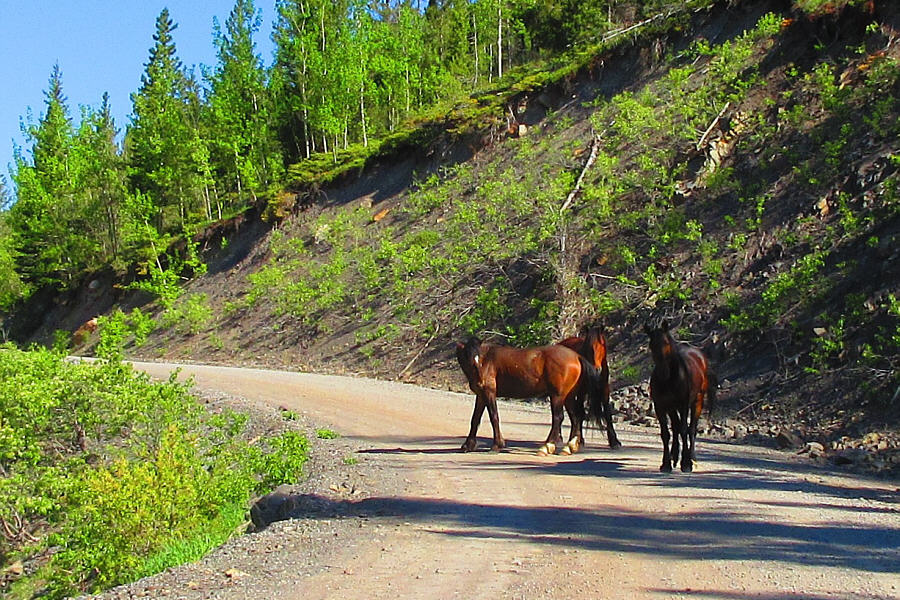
xmin=88 ymin=361 xmax=900 ymax=600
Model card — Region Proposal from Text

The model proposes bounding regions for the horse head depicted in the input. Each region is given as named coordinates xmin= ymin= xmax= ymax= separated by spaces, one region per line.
xmin=581 ymin=326 xmax=607 ymax=368
xmin=455 ymin=337 xmax=483 ymax=387
xmin=644 ymin=319 xmax=675 ymax=380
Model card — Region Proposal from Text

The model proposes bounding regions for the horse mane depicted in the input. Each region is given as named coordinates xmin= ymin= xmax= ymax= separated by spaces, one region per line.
xmin=581 ymin=326 xmax=604 ymax=366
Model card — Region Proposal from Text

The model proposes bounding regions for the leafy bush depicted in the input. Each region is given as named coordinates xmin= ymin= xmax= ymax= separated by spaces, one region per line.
xmin=95 ymin=308 xmax=158 ymax=359
xmin=162 ymin=293 xmax=213 ymax=335
xmin=0 ymin=346 xmax=309 ymax=598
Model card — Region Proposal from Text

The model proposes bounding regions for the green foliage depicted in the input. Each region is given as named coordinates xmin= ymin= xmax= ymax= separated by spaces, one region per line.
xmin=459 ymin=285 xmax=510 ymax=336
xmin=96 ymin=308 xmax=158 ymax=360
xmin=127 ymin=232 xmax=208 ymax=309
xmin=315 ymin=428 xmax=340 ymax=440
xmin=0 ymin=346 xmax=309 ymax=598
xmin=128 ymin=308 xmax=157 ymax=347
xmin=722 ymin=250 xmax=828 ymax=333
xmin=162 ymin=293 xmax=213 ymax=335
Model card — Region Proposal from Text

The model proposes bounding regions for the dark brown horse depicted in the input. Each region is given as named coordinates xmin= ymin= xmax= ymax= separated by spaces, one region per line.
xmin=455 ymin=336 xmax=617 ymax=455
xmin=557 ymin=326 xmax=620 ymax=453
xmin=644 ymin=320 xmax=716 ymax=472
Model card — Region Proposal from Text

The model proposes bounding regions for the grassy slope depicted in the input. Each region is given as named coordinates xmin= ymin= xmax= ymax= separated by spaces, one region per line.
xmin=42 ymin=0 xmax=900 ymax=465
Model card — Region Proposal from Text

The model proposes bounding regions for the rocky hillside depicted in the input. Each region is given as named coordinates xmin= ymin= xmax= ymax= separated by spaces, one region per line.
xmin=14 ymin=0 xmax=900 ymax=473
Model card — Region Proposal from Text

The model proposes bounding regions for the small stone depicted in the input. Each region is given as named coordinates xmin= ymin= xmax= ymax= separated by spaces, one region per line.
xmin=805 ymin=442 xmax=825 ymax=458
xmin=5 ymin=561 xmax=23 ymax=576
xmin=776 ymin=429 xmax=804 ymax=449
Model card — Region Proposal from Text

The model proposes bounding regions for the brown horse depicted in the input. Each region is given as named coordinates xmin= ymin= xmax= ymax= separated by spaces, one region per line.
xmin=557 ymin=326 xmax=620 ymax=453
xmin=455 ymin=337 xmax=616 ymax=455
xmin=644 ymin=320 xmax=716 ymax=473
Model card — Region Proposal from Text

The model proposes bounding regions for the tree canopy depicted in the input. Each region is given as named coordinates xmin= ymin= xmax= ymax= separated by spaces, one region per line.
xmin=2 ymin=0 xmax=646 ymax=307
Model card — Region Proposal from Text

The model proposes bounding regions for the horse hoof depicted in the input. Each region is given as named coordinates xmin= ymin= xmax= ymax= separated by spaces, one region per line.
xmin=660 ymin=464 xmax=672 ymax=473
xmin=561 ymin=440 xmax=579 ymax=455
xmin=537 ymin=442 xmax=556 ymax=456
xmin=681 ymin=463 xmax=693 ymax=473
xmin=609 ymin=440 xmax=622 ymax=450
xmin=460 ymin=440 xmax=476 ymax=452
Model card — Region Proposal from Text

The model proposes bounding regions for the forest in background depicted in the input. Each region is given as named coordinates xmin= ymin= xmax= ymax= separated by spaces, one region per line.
xmin=0 ymin=0 xmax=673 ymax=312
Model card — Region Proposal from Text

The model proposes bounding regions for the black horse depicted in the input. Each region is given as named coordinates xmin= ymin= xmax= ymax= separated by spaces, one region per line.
xmin=645 ymin=320 xmax=716 ymax=472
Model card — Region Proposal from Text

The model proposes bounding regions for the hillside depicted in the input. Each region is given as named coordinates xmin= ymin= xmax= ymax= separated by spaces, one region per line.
xmin=12 ymin=0 xmax=900 ymax=473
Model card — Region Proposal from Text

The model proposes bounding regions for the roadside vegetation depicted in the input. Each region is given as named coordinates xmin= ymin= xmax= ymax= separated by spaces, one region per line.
xmin=0 ymin=336 xmax=309 ymax=598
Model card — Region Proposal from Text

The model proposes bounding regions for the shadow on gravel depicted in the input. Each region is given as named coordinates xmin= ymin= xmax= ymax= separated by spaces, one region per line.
xmin=643 ymin=589 xmax=889 ymax=600
xmin=353 ymin=433 xmax=899 ymax=505
xmin=253 ymin=490 xmax=900 ymax=574
xmin=356 ymin=436 xmax=550 ymax=454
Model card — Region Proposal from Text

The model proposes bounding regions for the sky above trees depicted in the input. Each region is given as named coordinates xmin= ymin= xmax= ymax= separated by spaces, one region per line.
xmin=0 ymin=2 xmax=276 ymax=182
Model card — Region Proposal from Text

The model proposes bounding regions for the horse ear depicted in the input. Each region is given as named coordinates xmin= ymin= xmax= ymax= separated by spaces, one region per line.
xmin=661 ymin=319 xmax=669 ymax=331
xmin=456 ymin=342 xmax=464 ymax=351
xmin=643 ymin=322 xmax=651 ymax=335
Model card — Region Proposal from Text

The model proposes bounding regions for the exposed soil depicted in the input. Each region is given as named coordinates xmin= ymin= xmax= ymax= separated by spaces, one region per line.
xmin=87 ymin=361 xmax=900 ymax=600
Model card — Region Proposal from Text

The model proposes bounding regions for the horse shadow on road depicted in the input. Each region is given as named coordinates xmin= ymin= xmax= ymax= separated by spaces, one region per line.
xmin=253 ymin=487 xmax=900 ymax=575
xmin=254 ymin=435 xmax=900 ymax=576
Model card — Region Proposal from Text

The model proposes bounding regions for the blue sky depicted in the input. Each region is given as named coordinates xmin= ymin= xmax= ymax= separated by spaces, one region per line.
xmin=0 ymin=2 xmax=277 ymax=187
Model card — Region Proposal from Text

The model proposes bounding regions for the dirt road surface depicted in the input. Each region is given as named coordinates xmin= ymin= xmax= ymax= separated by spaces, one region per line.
xmin=106 ymin=361 xmax=900 ymax=600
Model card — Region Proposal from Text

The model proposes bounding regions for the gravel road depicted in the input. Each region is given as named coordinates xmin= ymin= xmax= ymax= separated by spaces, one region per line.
xmin=91 ymin=361 xmax=900 ymax=600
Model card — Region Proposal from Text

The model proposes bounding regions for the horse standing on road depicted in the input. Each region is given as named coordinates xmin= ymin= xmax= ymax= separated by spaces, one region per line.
xmin=557 ymin=326 xmax=620 ymax=453
xmin=645 ymin=320 xmax=716 ymax=473
xmin=455 ymin=337 xmax=618 ymax=455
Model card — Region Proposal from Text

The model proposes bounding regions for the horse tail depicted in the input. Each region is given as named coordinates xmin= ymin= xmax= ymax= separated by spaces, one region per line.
xmin=579 ymin=355 xmax=621 ymax=448
xmin=578 ymin=356 xmax=607 ymax=428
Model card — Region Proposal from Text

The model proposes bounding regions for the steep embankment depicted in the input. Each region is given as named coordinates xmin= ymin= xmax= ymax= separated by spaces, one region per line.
xmin=26 ymin=0 xmax=900 ymax=472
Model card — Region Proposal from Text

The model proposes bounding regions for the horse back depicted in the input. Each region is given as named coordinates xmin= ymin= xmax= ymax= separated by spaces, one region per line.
xmin=557 ymin=336 xmax=582 ymax=352
xmin=489 ymin=344 xmax=582 ymax=399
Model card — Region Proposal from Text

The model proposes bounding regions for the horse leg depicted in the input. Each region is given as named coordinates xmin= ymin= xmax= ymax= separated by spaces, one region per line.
xmin=600 ymin=385 xmax=622 ymax=450
xmin=538 ymin=396 xmax=565 ymax=456
xmin=670 ymin=410 xmax=682 ymax=468
xmin=682 ymin=397 xmax=701 ymax=472
xmin=460 ymin=394 xmax=487 ymax=452
xmin=483 ymin=391 xmax=506 ymax=452
xmin=656 ymin=406 xmax=672 ymax=473
xmin=679 ymin=414 xmax=692 ymax=473
xmin=560 ymin=395 xmax=583 ymax=455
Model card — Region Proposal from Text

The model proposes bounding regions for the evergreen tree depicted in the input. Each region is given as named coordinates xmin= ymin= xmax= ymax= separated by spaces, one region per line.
xmin=9 ymin=65 xmax=91 ymax=286
xmin=74 ymin=93 xmax=129 ymax=262
xmin=129 ymin=9 xmax=211 ymax=231
xmin=207 ymin=0 xmax=282 ymax=208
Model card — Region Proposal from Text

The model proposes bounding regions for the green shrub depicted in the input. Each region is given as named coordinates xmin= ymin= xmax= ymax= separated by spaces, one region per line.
xmin=161 ymin=293 xmax=213 ymax=335
xmin=0 ymin=346 xmax=309 ymax=598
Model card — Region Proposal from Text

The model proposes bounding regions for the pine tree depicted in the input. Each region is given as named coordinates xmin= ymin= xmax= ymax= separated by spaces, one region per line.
xmin=9 ymin=65 xmax=87 ymax=286
xmin=129 ymin=9 xmax=210 ymax=231
xmin=75 ymin=93 xmax=129 ymax=261
xmin=208 ymin=0 xmax=282 ymax=208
